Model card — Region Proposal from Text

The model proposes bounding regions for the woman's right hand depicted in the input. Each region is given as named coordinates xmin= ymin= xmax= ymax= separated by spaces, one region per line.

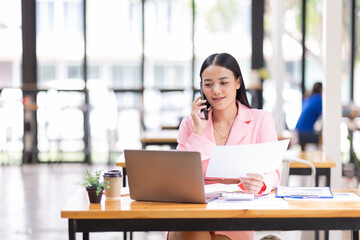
xmin=191 ymin=95 xmax=208 ymax=136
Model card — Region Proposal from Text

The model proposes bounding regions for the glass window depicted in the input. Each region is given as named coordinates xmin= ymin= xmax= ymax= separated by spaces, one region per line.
xmin=194 ymin=0 xmax=252 ymax=87
xmin=153 ymin=64 xmax=187 ymax=88
xmin=0 ymin=89 xmax=23 ymax=164
xmin=305 ymin=0 xmax=323 ymax=90
xmin=353 ymin=1 xmax=360 ymax=106
xmin=63 ymin=1 xmax=83 ymax=33
xmin=36 ymin=1 xmax=54 ymax=34
xmin=67 ymin=64 xmax=82 ymax=79
xmin=264 ymin=0 xmax=304 ymax=130
xmin=112 ymin=64 xmax=141 ymax=89
xmin=143 ymin=0 xmax=192 ymax=130
xmin=88 ymin=89 xmax=142 ymax=164
xmin=36 ymin=0 xmax=84 ymax=90
xmin=344 ymin=1 xmax=360 ymax=164
xmin=87 ymin=0 xmax=143 ymax=161
xmin=38 ymin=64 xmax=56 ymax=82
xmin=37 ymin=90 xmax=85 ymax=162
xmin=144 ymin=0 xmax=192 ymax=89
xmin=86 ymin=0 xmax=143 ymax=161
xmin=0 ymin=0 xmax=22 ymax=164
xmin=159 ymin=90 xmax=192 ymax=127
xmin=116 ymin=92 xmax=142 ymax=149
xmin=88 ymin=65 xmax=100 ymax=80
xmin=87 ymin=0 xmax=142 ymax=89
xmin=0 ymin=0 xmax=22 ymax=88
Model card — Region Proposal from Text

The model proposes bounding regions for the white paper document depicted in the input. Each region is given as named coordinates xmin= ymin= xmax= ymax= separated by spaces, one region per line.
xmin=284 ymin=192 xmax=360 ymax=201
xmin=276 ymin=186 xmax=333 ymax=199
xmin=204 ymin=183 xmax=241 ymax=194
xmin=206 ymin=139 xmax=290 ymax=178
xmin=207 ymin=193 xmax=290 ymax=210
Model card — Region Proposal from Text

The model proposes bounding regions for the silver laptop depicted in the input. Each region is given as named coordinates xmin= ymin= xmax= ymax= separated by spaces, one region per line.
xmin=124 ymin=149 xmax=220 ymax=203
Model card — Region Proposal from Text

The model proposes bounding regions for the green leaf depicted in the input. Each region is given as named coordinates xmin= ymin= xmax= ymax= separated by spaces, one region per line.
xmin=81 ymin=169 xmax=105 ymax=191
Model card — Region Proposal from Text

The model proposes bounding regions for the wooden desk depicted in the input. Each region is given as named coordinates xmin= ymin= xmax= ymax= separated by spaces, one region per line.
xmin=141 ymin=130 xmax=178 ymax=149
xmin=288 ymin=151 xmax=336 ymax=187
xmin=62 ymin=189 xmax=360 ymax=240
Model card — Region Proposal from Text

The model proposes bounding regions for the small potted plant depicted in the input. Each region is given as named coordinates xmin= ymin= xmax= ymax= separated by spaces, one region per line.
xmin=81 ymin=169 xmax=108 ymax=203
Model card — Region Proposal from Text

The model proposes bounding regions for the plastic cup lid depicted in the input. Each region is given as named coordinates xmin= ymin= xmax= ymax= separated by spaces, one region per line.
xmin=103 ymin=170 xmax=122 ymax=177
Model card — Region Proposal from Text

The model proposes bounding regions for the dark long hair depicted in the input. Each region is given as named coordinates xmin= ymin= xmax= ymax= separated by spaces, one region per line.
xmin=199 ymin=53 xmax=251 ymax=108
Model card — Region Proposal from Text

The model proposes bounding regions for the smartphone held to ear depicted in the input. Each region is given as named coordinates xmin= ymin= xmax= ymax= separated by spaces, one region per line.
xmin=200 ymin=82 xmax=209 ymax=120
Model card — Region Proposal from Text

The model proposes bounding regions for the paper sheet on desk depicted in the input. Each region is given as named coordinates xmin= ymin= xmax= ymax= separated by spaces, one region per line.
xmin=204 ymin=183 xmax=241 ymax=194
xmin=284 ymin=192 xmax=360 ymax=201
xmin=206 ymin=139 xmax=290 ymax=178
xmin=207 ymin=193 xmax=290 ymax=209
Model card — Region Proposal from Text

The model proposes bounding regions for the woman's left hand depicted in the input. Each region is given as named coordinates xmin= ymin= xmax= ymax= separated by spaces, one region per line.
xmin=239 ymin=173 xmax=264 ymax=194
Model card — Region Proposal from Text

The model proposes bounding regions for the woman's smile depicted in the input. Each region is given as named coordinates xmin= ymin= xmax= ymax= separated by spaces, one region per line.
xmin=212 ymin=96 xmax=225 ymax=102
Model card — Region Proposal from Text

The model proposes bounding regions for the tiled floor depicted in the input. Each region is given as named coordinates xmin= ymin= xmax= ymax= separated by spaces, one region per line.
xmin=0 ymin=164 xmax=358 ymax=240
xmin=0 ymin=164 xmax=167 ymax=240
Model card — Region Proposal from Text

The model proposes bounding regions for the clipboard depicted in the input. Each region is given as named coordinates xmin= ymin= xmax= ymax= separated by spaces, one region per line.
xmin=275 ymin=186 xmax=334 ymax=199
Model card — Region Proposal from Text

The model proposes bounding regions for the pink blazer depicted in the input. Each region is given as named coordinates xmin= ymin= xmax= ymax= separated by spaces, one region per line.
xmin=177 ymin=101 xmax=282 ymax=194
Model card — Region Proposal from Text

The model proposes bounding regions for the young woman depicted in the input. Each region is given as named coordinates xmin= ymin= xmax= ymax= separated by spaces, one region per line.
xmin=168 ymin=53 xmax=281 ymax=240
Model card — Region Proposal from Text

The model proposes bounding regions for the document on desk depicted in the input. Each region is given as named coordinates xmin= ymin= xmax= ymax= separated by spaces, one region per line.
xmin=276 ymin=186 xmax=333 ymax=199
xmin=207 ymin=193 xmax=290 ymax=210
xmin=206 ymin=139 xmax=290 ymax=178
xmin=204 ymin=183 xmax=241 ymax=194
xmin=283 ymin=192 xmax=360 ymax=201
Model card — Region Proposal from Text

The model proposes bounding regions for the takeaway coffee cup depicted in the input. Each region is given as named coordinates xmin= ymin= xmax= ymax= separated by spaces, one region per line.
xmin=103 ymin=170 xmax=122 ymax=198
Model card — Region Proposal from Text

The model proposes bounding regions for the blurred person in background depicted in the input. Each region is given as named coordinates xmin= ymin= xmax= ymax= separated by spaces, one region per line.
xmin=295 ymin=82 xmax=323 ymax=150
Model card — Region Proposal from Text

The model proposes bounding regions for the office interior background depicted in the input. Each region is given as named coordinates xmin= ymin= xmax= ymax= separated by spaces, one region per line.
xmin=1 ymin=0 xmax=359 ymax=166
xmin=1 ymin=0 xmax=360 ymax=240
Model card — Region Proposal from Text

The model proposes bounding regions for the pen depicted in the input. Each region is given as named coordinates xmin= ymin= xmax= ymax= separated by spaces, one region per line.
xmin=290 ymin=195 xmax=319 ymax=198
